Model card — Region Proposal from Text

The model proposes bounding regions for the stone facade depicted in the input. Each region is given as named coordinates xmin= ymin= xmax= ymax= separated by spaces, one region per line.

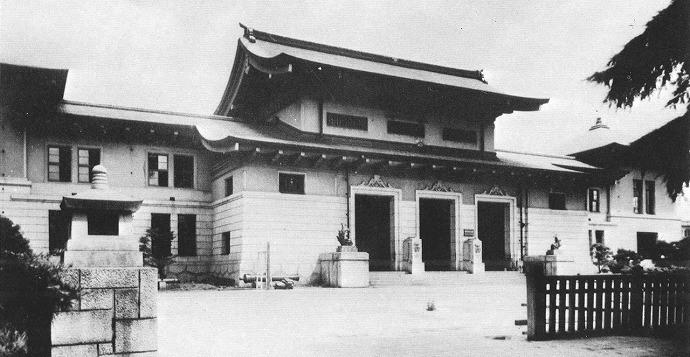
xmin=51 ymin=267 xmax=158 ymax=356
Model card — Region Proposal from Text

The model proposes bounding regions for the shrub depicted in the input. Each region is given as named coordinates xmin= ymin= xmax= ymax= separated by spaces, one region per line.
xmin=0 ymin=215 xmax=78 ymax=355
xmin=0 ymin=328 xmax=28 ymax=357
xmin=591 ymin=243 xmax=613 ymax=273
xmin=608 ymin=249 xmax=642 ymax=273
xmin=139 ymin=227 xmax=176 ymax=279
xmin=0 ymin=215 xmax=32 ymax=257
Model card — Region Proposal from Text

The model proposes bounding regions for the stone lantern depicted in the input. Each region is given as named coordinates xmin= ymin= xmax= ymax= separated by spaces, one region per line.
xmin=60 ymin=165 xmax=143 ymax=267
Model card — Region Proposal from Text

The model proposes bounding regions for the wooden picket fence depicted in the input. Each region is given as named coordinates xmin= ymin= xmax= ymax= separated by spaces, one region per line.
xmin=526 ymin=272 xmax=690 ymax=340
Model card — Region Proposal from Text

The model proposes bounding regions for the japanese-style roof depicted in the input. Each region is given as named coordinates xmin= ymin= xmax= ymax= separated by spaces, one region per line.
xmin=0 ymin=63 xmax=68 ymax=111
xmin=215 ymin=25 xmax=548 ymax=117
xmin=196 ymin=119 xmax=597 ymax=175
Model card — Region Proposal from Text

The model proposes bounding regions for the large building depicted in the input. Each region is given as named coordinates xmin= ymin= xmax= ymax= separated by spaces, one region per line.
xmin=1 ymin=26 xmax=686 ymax=284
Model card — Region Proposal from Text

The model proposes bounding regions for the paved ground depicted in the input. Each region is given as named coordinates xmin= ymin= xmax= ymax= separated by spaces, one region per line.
xmin=158 ymin=272 xmax=686 ymax=356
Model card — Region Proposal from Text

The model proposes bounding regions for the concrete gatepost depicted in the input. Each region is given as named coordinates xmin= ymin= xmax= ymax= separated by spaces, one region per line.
xmin=462 ymin=238 xmax=485 ymax=274
xmin=402 ymin=237 xmax=424 ymax=275
xmin=51 ymin=165 xmax=158 ymax=356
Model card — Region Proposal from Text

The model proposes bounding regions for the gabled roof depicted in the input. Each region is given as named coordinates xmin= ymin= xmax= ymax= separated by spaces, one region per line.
xmin=215 ymin=25 xmax=548 ymax=117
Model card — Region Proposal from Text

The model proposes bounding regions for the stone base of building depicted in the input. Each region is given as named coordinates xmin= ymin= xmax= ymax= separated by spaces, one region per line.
xmin=319 ymin=252 xmax=370 ymax=288
xmin=52 ymin=267 xmax=158 ymax=356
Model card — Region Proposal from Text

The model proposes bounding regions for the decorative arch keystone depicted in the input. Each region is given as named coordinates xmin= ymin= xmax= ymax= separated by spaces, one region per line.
xmin=483 ymin=185 xmax=507 ymax=196
xmin=358 ymin=175 xmax=393 ymax=188
xmin=421 ymin=181 xmax=455 ymax=192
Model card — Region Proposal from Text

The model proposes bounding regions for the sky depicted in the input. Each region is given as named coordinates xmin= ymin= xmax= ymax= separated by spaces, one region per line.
xmin=0 ymin=0 xmax=685 ymax=155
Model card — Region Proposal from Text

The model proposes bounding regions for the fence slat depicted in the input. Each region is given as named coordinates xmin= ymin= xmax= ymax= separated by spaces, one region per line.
xmin=548 ymin=279 xmax=557 ymax=335
xmin=603 ymin=277 xmax=612 ymax=330
xmin=558 ymin=278 xmax=567 ymax=334
xmin=577 ymin=278 xmax=586 ymax=332
xmin=586 ymin=277 xmax=595 ymax=331
xmin=568 ymin=277 xmax=576 ymax=333
xmin=621 ymin=277 xmax=630 ymax=329
xmin=660 ymin=276 xmax=668 ymax=327
xmin=612 ymin=277 xmax=621 ymax=331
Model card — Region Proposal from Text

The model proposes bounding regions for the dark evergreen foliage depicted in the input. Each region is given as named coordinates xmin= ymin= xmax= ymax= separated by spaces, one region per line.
xmin=588 ymin=0 xmax=690 ymax=200
xmin=139 ymin=227 xmax=176 ymax=279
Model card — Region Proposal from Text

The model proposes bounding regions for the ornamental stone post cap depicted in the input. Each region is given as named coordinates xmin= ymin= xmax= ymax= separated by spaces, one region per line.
xmin=91 ymin=165 xmax=108 ymax=189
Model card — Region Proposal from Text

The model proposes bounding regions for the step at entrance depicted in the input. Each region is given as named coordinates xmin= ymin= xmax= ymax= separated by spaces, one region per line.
xmin=369 ymin=271 xmax=524 ymax=286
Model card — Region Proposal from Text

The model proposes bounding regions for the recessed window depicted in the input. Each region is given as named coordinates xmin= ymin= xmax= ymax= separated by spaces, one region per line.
xmin=633 ymin=179 xmax=643 ymax=214
xmin=588 ymin=188 xmax=600 ymax=213
xmin=548 ymin=192 xmax=566 ymax=210
xmin=279 ymin=173 xmax=305 ymax=194
xmin=636 ymin=232 xmax=658 ymax=259
xmin=48 ymin=146 xmax=72 ymax=182
xmin=595 ymin=230 xmax=604 ymax=245
xmin=225 ymin=176 xmax=233 ymax=197
xmin=221 ymin=231 xmax=231 ymax=255
xmin=48 ymin=210 xmax=69 ymax=253
xmin=78 ymin=148 xmax=101 ymax=183
xmin=148 ymin=153 xmax=169 ymax=187
xmin=326 ymin=113 xmax=368 ymax=131
xmin=177 ymin=214 xmax=197 ymax=257
xmin=387 ymin=120 xmax=425 ymax=137
xmin=151 ymin=213 xmax=172 ymax=257
xmin=87 ymin=211 xmax=119 ymax=236
xmin=442 ymin=128 xmax=476 ymax=144
xmin=174 ymin=155 xmax=194 ymax=188
xmin=644 ymin=180 xmax=655 ymax=215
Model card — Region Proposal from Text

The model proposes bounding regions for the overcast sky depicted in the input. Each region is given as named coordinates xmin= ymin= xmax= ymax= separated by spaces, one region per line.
xmin=0 ymin=0 xmax=685 ymax=154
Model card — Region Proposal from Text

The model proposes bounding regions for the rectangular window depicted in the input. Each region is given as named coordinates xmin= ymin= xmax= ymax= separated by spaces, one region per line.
xmin=588 ymin=188 xmax=600 ymax=212
xmin=595 ymin=230 xmax=604 ymax=245
xmin=225 ymin=176 xmax=233 ymax=197
xmin=151 ymin=213 xmax=172 ymax=257
xmin=221 ymin=231 xmax=231 ymax=255
xmin=645 ymin=180 xmax=655 ymax=214
xmin=279 ymin=173 xmax=305 ymax=194
xmin=633 ymin=179 xmax=643 ymax=214
xmin=387 ymin=120 xmax=425 ymax=137
xmin=148 ymin=153 xmax=169 ymax=187
xmin=177 ymin=214 xmax=197 ymax=256
xmin=48 ymin=146 xmax=72 ymax=182
xmin=174 ymin=155 xmax=194 ymax=188
xmin=548 ymin=192 xmax=566 ymax=210
xmin=77 ymin=148 xmax=101 ymax=183
xmin=87 ymin=211 xmax=119 ymax=236
xmin=636 ymin=232 xmax=658 ymax=259
xmin=442 ymin=128 xmax=477 ymax=144
xmin=48 ymin=210 xmax=69 ymax=253
xmin=326 ymin=112 xmax=368 ymax=131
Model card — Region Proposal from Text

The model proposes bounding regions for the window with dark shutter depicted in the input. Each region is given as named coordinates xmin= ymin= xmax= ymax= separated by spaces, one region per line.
xmin=221 ymin=231 xmax=231 ymax=255
xmin=48 ymin=146 xmax=72 ymax=182
xmin=148 ymin=153 xmax=169 ymax=187
xmin=49 ymin=210 xmax=69 ymax=253
xmin=225 ymin=176 xmax=233 ymax=197
xmin=326 ymin=113 xmax=368 ymax=131
xmin=174 ymin=155 xmax=194 ymax=188
xmin=644 ymin=180 xmax=655 ymax=214
xmin=548 ymin=192 xmax=566 ymax=210
xmin=387 ymin=120 xmax=425 ymax=137
xmin=588 ymin=188 xmax=600 ymax=212
xmin=177 ymin=214 xmax=197 ymax=256
xmin=442 ymin=128 xmax=476 ymax=144
xmin=633 ymin=179 xmax=643 ymax=214
xmin=279 ymin=173 xmax=305 ymax=194
xmin=78 ymin=148 xmax=101 ymax=183
xmin=151 ymin=213 xmax=172 ymax=257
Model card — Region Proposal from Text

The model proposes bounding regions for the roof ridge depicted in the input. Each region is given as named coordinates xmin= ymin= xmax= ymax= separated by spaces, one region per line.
xmin=239 ymin=23 xmax=487 ymax=83
xmin=60 ymin=100 xmax=242 ymax=122
xmin=495 ymin=148 xmax=579 ymax=160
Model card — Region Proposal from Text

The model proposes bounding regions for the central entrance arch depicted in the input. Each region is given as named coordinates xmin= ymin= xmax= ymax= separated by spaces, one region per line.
xmin=415 ymin=189 xmax=463 ymax=271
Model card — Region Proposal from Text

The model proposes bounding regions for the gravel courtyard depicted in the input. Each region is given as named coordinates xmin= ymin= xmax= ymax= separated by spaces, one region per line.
xmin=158 ymin=272 xmax=685 ymax=356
